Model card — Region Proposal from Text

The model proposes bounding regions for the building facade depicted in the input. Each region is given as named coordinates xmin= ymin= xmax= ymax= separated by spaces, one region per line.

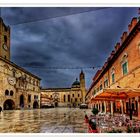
xmin=41 ymin=71 xmax=86 ymax=108
xmin=0 ymin=18 xmax=41 ymax=110
xmin=86 ymin=17 xmax=140 ymax=119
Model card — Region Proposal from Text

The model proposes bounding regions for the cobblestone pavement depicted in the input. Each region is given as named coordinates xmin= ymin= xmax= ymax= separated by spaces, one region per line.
xmin=0 ymin=108 xmax=90 ymax=133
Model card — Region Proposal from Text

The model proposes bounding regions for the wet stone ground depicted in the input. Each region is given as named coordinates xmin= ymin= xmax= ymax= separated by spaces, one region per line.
xmin=0 ymin=108 xmax=89 ymax=133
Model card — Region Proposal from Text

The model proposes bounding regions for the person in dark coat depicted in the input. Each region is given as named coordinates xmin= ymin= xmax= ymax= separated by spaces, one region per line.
xmin=129 ymin=108 xmax=133 ymax=120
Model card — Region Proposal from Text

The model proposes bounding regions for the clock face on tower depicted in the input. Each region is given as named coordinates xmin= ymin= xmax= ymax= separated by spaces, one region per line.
xmin=3 ymin=43 xmax=8 ymax=51
xmin=7 ymin=77 xmax=16 ymax=86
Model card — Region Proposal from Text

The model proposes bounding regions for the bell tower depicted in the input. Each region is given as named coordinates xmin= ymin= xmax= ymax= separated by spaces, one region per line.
xmin=79 ymin=70 xmax=86 ymax=103
xmin=0 ymin=17 xmax=10 ymax=60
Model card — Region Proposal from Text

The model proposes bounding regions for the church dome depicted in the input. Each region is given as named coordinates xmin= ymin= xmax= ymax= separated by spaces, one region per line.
xmin=72 ymin=78 xmax=80 ymax=88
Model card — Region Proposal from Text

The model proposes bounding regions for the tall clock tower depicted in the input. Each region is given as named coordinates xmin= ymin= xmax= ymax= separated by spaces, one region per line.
xmin=80 ymin=70 xmax=86 ymax=103
xmin=0 ymin=17 xmax=10 ymax=60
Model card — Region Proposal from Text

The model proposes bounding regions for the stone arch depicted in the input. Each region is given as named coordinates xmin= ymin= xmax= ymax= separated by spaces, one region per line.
xmin=3 ymin=99 xmax=15 ymax=110
xmin=33 ymin=101 xmax=39 ymax=109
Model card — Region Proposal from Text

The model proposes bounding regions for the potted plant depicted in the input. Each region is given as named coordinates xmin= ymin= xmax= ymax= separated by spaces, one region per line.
xmin=91 ymin=107 xmax=99 ymax=116
xmin=127 ymin=126 xmax=132 ymax=133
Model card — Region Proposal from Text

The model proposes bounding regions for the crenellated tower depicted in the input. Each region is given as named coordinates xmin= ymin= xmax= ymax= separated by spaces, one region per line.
xmin=0 ymin=17 xmax=10 ymax=60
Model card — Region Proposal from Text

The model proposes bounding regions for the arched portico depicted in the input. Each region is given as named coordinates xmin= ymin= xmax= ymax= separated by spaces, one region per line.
xmin=33 ymin=101 xmax=39 ymax=109
xmin=3 ymin=99 xmax=15 ymax=110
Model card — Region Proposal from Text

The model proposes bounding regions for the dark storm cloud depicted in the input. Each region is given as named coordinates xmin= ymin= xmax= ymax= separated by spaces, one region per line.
xmin=1 ymin=7 xmax=107 ymax=25
xmin=1 ymin=7 xmax=138 ymax=88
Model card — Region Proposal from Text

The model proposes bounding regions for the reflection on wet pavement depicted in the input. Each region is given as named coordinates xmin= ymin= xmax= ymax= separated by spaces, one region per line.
xmin=0 ymin=108 xmax=89 ymax=133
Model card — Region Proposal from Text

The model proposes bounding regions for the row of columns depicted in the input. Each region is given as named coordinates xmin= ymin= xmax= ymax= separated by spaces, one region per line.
xmin=91 ymin=99 xmax=140 ymax=120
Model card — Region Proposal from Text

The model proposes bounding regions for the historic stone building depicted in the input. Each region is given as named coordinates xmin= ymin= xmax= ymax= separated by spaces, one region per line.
xmin=86 ymin=17 xmax=140 ymax=119
xmin=0 ymin=18 xmax=41 ymax=110
xmin=41 ymin=71 xmax=86 ymax=107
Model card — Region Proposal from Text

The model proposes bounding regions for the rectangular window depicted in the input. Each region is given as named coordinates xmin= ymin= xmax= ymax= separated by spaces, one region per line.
xmin=28 ymin=95 xmax=31 ymax=103
xmin=68 ymin=95 xmax=70 ymax=102
xmin=73 ymin=94 xmax=74 ymax=97
xmin=75 ymin=98 xmax=77 ymax=102
xmin=100 ymin=84 xmax=102 ymax=90
xmin=122 ymin=62 xmax=128 ymax=75
xmin=97 ymin=87 xmax=99 ymax=92
xmin=93 ymin=89 xmax=96 ymax=95
xmin=104 ymin=79 xmax=108 ymax=88
xmin=34 ymin=95 xmax=38 ymax=99
xmin=13 ymin=71 xmax=16 ymax=77
xmin=112 ymin=73 xmax=115 ymax=83
xmin=64 ymin=95 xmax=66 ymax=102
xmin=33 ymin=87 xmax=35 ymax=91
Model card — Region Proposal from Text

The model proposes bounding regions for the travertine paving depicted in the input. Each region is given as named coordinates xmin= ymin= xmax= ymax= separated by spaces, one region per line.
xmin=0 ymin=108 xmax=89 ymax=133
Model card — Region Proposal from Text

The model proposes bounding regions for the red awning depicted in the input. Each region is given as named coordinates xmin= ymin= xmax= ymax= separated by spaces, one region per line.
xmin=92 ymin=88 xmax=140 ymax=100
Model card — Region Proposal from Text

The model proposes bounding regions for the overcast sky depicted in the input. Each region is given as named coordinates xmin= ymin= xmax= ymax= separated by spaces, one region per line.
xmin=0 ymin=7 xmax=138 ymax=88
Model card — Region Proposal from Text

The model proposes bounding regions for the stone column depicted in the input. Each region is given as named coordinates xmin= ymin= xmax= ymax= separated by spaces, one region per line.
xmin=96 ymin=103 xmax=98 ymax=109
xmin=120 ymin=100 xmax=124 ymax=114
xmin=24 ymin=95 xmax=28 ymax=109
xmin=111 ymin=101 xmax=113 ymax=115
xmin=100 ymin=102 xmax=102 ymax=112
xmin=123 ymin=100 xmax=126 ymax=114
xmin=104 ymin=101 xmax=106 ymax=113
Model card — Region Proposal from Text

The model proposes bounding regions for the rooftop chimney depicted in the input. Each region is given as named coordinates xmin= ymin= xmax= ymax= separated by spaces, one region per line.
xmin=110 ymin=50 xmax=115 ymax=58
xmin=121 ymin=32 xmax=128 ymax=44
xmin=128 ymin=17 xmax=137 ymax=32
xmin=115 ymin=42 xmax=121 ymax=52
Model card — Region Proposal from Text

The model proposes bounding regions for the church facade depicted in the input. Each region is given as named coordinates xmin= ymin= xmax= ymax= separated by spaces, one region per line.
xmin=41 ymin=71 xmax=86 ymax=108
xmin=0 ymin=18 xmax=41 ymax=110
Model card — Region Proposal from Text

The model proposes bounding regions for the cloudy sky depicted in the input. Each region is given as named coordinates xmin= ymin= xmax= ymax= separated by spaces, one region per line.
xmin=0 ymin=7 xmax=138 ymax=88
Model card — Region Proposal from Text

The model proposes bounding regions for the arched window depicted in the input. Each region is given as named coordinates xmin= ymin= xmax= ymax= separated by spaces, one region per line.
xmin=10 ymin=90 xmax=14 ymax=96
xmin=64 ymin=95 xmax=66 ymax=102
xmin=4 ymin=35 xmax=7 ymax=44
xmin=5 ymin=90 xmax=9 ymax=96
xmin=33 ymin=79 xmax=35 ymax=85
xmin=121 ymin=53 xmax=128 ymax=75
xmin=68 ymin=95 xmax=70 ymax=102
xmin=104 ymin=76 xmax=108 ymax=88
xmin=100 ymin=81 xmax=103 ymax=90
xmin=111 ymin=67 xmax=115 ymax=83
